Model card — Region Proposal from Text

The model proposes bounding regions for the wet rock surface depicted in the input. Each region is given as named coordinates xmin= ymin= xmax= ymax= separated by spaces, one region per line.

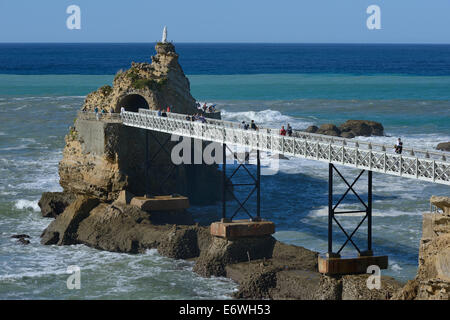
xmin=193 ymin=235 xmax=277 ymax=277
xmin=436 ymin=142 xmax=450 ymax=151
xmin=302 ymin=120 xmax=384 ymax=138
xmin=38 ymin=192 xmax=75 ymax=218
xmin=11 ymin=234 xmax=31 ymax=245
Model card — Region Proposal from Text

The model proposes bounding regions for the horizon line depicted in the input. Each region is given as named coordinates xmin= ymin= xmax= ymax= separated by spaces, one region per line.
xmin=1 ymin=41 xmax=450 ymax=45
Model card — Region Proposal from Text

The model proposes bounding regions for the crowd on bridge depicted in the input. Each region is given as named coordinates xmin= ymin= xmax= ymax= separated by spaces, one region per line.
xmin=196 ymin=102 xmax=217 ymax=113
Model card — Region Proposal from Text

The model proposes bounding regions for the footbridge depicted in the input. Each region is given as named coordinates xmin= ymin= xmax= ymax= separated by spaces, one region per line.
xmin=121 ymin=109 xmax=449 ymax=185
xmin=118 ymin=108 xmax=449 ymax=274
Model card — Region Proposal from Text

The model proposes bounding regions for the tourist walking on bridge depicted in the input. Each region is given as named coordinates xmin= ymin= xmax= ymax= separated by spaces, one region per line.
xmin=395 ymin=138 xmax=403 ymax=154
xmin=250 ymin=120 xmax=258 ymax=130
xmin=287 ymin=123 xmax=293 ymax=137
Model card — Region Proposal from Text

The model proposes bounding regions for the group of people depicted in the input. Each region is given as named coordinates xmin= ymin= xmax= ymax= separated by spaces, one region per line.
xmin=196 ymin=102 xmax=216 ymax=113
xmin=279 ymin=124 xmax=293 ymax=136
xmin=186 ymin=113 xmax=207 ymax=123
xmin=94 ymin=107 xmax=115 ymax=120
xmin=157 ymin=106 xmax=173 ymax=117
xmin=240 ymin=120 xmax=258 ymax=131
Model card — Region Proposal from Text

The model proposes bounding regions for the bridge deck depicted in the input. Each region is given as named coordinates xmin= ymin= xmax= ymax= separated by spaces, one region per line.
xmin=118 ymin=109 xmax=450 ymax=186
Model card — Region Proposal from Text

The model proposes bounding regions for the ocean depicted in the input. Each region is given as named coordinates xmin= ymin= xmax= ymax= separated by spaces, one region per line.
xmin=0 ymin=43 xmax=449 ymax=299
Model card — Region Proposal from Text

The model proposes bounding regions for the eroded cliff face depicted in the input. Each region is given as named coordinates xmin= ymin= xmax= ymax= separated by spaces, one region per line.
xmin=56 ymin=42 xmax=222 ymax=204
xmin=393 ymin=196 xmax=450 ymax=300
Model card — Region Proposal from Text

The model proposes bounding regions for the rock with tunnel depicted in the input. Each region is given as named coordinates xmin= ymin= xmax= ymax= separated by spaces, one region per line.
xmin=55 ymin=41 xmax=224 ymax=204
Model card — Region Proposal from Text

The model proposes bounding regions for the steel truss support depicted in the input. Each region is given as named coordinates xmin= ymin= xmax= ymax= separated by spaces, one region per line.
xmin=328 ymin=163 xmax=373 ymax=257
xmin=222 ymin=144 xmax=261 ymax=222
xmin=144 ymin=130 xmax=179 ymax=197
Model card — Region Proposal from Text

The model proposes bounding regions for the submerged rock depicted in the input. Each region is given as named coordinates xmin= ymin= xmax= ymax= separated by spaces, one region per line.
xmin=11 ymin=234 xmax=31 ymax=245
xmin=437 ymin=142 xmax=450 ymax=151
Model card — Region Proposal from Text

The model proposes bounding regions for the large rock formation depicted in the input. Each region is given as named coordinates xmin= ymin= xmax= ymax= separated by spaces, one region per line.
xmin=54 ymin=42 xmax=222 ymax=204
xmin=81 ymin=43 xmax=196 ymax=114
xmin=393 ymin=195 xmax=450 ymax=300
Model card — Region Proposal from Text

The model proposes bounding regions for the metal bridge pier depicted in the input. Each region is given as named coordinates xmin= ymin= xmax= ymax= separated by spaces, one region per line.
xmin=221 ymin=146 xmax=262 ymax=222
xmin=145 ymin=130 xmax=150 ymax=197
xmin=320 ymin=163 xmax=387 ymax=274
xmin=212 ymin=146 xmax=274 ymax=240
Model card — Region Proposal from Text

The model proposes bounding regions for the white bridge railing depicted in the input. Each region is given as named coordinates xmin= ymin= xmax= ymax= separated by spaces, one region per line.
xmin=120 ymin=109 xmax=450 ymax=186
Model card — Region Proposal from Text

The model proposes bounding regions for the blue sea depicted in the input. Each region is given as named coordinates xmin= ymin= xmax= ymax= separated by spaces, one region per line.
xmin=0 ymin=43 xmax=449 ymax=299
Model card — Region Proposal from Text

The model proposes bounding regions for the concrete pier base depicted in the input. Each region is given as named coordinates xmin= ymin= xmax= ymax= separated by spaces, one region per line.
xmin=130 ymin=195 xmax=189 ymax=212
xmin=210 ymin=219 xmax=275 ymax=239
xmin=193 ymin=219 xmax=276 ymax=277
xmin=318 ymin=254 xmax=388 ymax=275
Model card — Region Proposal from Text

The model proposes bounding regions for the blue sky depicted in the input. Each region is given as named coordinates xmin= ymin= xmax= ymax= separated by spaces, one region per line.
xmin=1 ymin=0 xmax=450 ymax=43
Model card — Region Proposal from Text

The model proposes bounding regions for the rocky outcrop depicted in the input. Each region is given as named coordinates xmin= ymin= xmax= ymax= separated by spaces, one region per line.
xmin=81 ymin=42 xmax=196 ymax=115
xmin=431 ymin=195 xmax=450 ymax=215
xmin=54 ymin=42 xmax=223 ymax=204
xmin=40 ymin=197 xmax=208 ymax=255
xmin=437 ymin=142 xmax=450 ymax=152
xmin=193 ymin=235 xmax=276 ymax=277
xmin=39 ymin=195 xmax=402 ymax=300
xmin=224 ymin=242 xmax=400 ymax=300
xmin=339 ymin=120 xmax=384 ymax=137
xmin=316 ymin=124 xmax=341 ymax=137
xmin=393 ymin=196 xmax=450 ymax=300
xmin=41 ymin=196 xmax=100 ymax=245
xmin=11 ymin=234 xmax=31 ymax=245
xmin=38 ymin=192 xmax=76 ymax=218
xmin=303 ymin=120 xmax=384 ymax=139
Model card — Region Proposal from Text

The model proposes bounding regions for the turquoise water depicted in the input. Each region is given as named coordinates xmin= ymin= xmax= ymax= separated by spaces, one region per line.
xmin=0 ymin=71 xmax=449 ymax=299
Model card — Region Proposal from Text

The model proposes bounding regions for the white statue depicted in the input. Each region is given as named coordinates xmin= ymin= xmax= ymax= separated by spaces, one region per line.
xmin=162 ymin=26 xmax=167 ymax=43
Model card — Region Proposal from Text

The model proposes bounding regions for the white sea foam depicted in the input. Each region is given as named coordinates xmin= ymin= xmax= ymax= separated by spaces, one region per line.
xmin=307 ymin=205 xmax=421 ymax=218
xmin=14 ymin=199 xmax=40 ymax=212
xmin=221 ymin=109 xmax=314 ymax=130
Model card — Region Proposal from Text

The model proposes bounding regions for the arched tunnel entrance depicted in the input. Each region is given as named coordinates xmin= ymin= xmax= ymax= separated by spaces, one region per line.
xmin=116 ymin=94 xmax=149 ymax=112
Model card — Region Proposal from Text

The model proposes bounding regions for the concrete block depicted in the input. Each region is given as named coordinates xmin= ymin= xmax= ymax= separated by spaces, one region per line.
xmin=318 ymin=254 xmax=388 ymax=275
xmin=130 ymin=195 xmax=189 ymax=212
xmin=210 ymin=219 xmax=275 ymax=239
xmin=116 ymin=190 xmax=134 ymax=205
